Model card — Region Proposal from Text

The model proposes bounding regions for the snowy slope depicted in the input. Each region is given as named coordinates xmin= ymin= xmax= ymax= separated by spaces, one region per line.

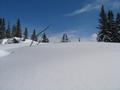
xmin=0 ymin=42 xmax=120 ymax=90
xmin=0 ymin=50 xmax=9 ymax=57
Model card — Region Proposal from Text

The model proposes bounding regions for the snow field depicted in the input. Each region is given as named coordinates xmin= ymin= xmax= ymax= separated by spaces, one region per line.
xmin=0 ymin=42 xmax=120 ymax=90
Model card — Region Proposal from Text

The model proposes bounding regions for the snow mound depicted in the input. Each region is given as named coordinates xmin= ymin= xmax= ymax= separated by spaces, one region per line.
xmin=0 ymin=50 xmax=10 ymax=57
xmin=1 ymin=37 xmax=21 ymax=45
xmin=22 ymin=39 xmax=38 ymax=44
xmin=1 ymin=39 xmax=8 ymax=44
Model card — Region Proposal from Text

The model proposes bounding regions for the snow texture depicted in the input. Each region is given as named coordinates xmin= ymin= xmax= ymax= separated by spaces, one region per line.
xmin=0 ymin=42 xmax=120 ymax=90
xmin=0 ymin=50 xmax=9 ymax=58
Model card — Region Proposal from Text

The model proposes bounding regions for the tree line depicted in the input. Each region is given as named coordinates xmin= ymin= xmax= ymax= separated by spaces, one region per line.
xmin=1 ymin=5 xmax=120 ymax=44
xmin=97 ymin=5 xmax=120 ymax=42
xmin=0 ymin=18 xmax=73 ymax=43
xmin=0 ymin=18 xmax=49 ymax=43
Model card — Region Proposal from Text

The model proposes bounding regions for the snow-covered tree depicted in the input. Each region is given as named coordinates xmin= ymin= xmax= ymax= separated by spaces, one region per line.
xmin=116 ymin=13 xmax=120 ymax=32
xmin=115 ymin=13 xmax=120 ymax=42
xmin=97 ymin=5 xmax=118 ymax=42
xmin=107 ymin=10 xmax=117 ymax=42
xmin=97 ymin=5 xmax=111 ymax=42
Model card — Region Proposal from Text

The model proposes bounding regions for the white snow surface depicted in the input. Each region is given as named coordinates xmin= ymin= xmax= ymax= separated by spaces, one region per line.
xmin=1 ymin=39 xmax=8 ymax=44
xmin=0 ymin=50 xmax=9 ymax=57
xmin=0 ymin=42 xmax=120 ymax=90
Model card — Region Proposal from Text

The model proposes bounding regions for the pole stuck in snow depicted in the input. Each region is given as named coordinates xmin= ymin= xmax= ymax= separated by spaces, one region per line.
xmin=29 ymin=25 xmax=50 ymax=47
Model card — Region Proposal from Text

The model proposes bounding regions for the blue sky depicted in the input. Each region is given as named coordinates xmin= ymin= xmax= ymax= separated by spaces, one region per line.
xmin=1 ymin=0 xmax=120 ymax=40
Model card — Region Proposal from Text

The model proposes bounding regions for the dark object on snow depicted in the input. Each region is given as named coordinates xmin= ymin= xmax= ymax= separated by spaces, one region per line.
xmin=13 ymin=38 xmax=19 ymax=43
xmin=78 ymin=38 xmax=80 ymax=42
xmin=97 ymin=5 xmax=120 ymax=42
xmin=41 ymin=33 xmax=49 ymax=43
xmin=30 ymin=25 xmax=50 ymax=47
xmin=31 ymin=29 xmax=38 ymax=41
xmin=23 ymin=28 xmax=28 ymax=41
xmin=61 ymin=33 xmax=70 ymax=42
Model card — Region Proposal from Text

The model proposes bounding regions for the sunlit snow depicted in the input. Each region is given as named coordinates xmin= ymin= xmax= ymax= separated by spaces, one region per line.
xmin=0 ymin=42 xmax=120 ymax=90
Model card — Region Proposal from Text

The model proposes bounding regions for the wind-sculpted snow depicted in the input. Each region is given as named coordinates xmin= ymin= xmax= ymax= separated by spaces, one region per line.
xmin=0 ymin=42 xmax=120 ymax=90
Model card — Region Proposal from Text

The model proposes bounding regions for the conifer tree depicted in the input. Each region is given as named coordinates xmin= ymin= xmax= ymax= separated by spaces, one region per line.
xmin=6 ymin=22 xmax=11 ymax=38
xmin=108 ymin=11 xmax=114 ymax=31
xmin=97 ymin=5 xmax=120 ymax=42
xmin=97 ymin=5 xmax=109 ymax=42
xmin=31 ymin=29 xmax=37 ymax=41
xmin=0 ymin=18 xmax=6 ymax=39
xmin=115 ymin=13 xmax=120 ymax=42
xmin=61 ymin=33 xmax=69 ymax=42
xmin=107 ymin=10 xmax=116 ymax=42
xmin=2 ymin=19 xmax=6 ymax=38
xmin=15 ymin=19 xmax=22 ymax=38
xmin=116 ymin=13 xmax=120 ymax=31
xmin=0 ymin=18 xmax=3 ymax=39
xmin=11 ymin=25 xmax=16 ymax=37
xmin=41 ymin=33 xmax=49 ymax=43
xmin=23 ymin=28 xmax=28 ymax=41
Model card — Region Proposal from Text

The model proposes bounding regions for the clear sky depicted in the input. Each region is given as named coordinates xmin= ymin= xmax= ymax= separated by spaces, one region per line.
xmin=1 ymin=0 xmax=120 ymax=40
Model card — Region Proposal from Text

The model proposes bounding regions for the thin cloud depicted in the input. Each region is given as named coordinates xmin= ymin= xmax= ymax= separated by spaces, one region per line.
xmin=65 ymin=4 xmax=101 ymax=16
xmin=64 ymin=0 xmax=120 ymax=17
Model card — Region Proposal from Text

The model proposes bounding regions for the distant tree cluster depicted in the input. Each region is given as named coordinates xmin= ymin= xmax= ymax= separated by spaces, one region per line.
xmin=97 ymin=5 xmax=120 ymax=42
xmin=61 ymin=33 xmax=70 ymax=42
xmin=0 ymin=18 xmax=82 ymax=44
xmin=41 ymin=33 xmax=49 ymax=43
xmin=0 ymin=18 xmax=8 ymax=39
xmin=0 ymin=18 xmax=49 ymax=43
xmin=0 ymin=18 xmax=23 ymax=39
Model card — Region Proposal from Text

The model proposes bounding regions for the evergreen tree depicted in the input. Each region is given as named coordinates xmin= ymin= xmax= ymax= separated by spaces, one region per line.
xmin=108 ymin=11 xmax=114 ymax=31
xmin=15 ymin=19 xmax=22 ymax=38
xmin=116 ymin=13 xmax=120 ymax=31
xmin=0 ymin=18 xmax=2 ymax=25
xmin=2 ymin=19 xmax=6 ymax=38
xmin=0 ymin=18 xmax=3 ymax=39
xmin=97 ymin=5 xmax=120 ymax=42
xmin=11 ymin=25 xmax=16 ymax=37
xmin=115 ymin=13 xmax=120 ymax=42
xmin=31 ymin=29 xmax=37 ymax=41
xmin=107 ymin=10 xmax=116 ymax=42
xmin=6 ymin=22 xmax=11 ymax=38
xmin=61 ymin=33 xmax=69 ymax=42
xmin=23 ymin=28 xmax=28 ymax=41
xmin=97 ymin=5 xmax=110 ymax=42
xmin=0 ymin=18 xmax=6 ymax=39
xmin=41 ymin=33 xmax=49 ymax=43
